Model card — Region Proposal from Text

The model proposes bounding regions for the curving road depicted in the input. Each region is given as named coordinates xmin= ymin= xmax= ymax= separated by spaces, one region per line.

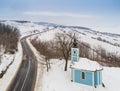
xmin=8 ymin=38 xmax=37 ymax=91
xmin=8 ymin=27 xmax=55 ymax=91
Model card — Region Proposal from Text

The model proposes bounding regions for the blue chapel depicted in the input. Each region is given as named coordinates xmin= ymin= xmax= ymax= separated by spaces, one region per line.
xmin=70 ymin=37 xmax=103 ymax=88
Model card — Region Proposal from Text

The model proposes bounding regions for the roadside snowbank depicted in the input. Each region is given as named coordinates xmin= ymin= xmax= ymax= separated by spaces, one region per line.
xmin=0 ymin=42 xmax=23 ymax=91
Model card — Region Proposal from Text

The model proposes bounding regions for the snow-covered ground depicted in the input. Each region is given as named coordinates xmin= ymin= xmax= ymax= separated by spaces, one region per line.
xmin=0 ymin=54 xmax=15 ymax=74
xmin=32 ymin=28 xmax=63 ymax=41
xmin=41 ymin=59 xmax=120 ymax=91
xmin=0 ymin=20 xmax=120 ymax=91
xmin=0 ymin=42 xmax=23 ymax=91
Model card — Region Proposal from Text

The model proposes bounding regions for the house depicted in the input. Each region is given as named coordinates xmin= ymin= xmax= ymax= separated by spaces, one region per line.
xmin=70 ymin=58 xmax=103 ymax=87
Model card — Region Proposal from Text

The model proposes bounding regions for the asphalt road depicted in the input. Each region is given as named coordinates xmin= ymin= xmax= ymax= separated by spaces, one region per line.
xmin=8 ymin=27 xmax=55 ymax=91
xmin=8 ymin=38 xmax=37 ymax=91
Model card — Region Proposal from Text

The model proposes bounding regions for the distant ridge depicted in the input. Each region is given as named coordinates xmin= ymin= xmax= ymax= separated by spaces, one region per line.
xmin=34 ymin=21 xmax=91 ymax=30
xmin=0 ymin=20 xmax=31 ymax=23
xmin=0 ymin=20 xmax=120 ymax=37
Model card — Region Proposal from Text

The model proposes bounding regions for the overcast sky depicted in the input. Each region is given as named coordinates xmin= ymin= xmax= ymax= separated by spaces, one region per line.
xmin=0 ymin=0 xmax=120 ymax=34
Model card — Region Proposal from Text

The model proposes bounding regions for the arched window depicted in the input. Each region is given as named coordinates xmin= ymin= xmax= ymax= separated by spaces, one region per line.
xmin=82 ymin=72 xmax=85 ymax=79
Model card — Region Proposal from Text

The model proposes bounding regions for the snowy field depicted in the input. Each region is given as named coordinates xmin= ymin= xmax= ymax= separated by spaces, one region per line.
xmin=42 ymin=59 xmax=120 ymax=91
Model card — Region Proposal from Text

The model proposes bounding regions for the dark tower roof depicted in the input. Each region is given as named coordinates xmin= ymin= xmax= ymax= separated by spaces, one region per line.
xmin=72 ymin=34 xmax=78 ymax=48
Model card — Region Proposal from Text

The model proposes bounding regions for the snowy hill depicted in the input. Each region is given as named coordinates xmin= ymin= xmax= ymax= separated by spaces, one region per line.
xmin=0 ymin=20 xmax=46 ymax=37
xmin=34 ymin=21 xmax=120 ymax=55
xmin=1 ymin=20 xmax=120 ymax=54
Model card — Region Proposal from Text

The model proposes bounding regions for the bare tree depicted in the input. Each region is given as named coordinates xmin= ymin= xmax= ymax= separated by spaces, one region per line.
xmin=55 ymin=32 xmax=73 ymax=71
xmin=31 ymin=39 xmax=60 ymax=71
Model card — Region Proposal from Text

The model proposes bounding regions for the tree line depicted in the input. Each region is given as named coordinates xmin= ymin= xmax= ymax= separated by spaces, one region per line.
xmin=0 ymin=23 xmax=20 ymax=54
xmin=31 ymin=31 xmax=120 ymax=71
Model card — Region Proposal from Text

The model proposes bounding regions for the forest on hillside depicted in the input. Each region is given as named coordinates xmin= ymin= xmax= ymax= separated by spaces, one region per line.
xmin=31 ymin=32 xmax=120 ymax=70
xmin=0 ymin=23 xmax=20 ymax=54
